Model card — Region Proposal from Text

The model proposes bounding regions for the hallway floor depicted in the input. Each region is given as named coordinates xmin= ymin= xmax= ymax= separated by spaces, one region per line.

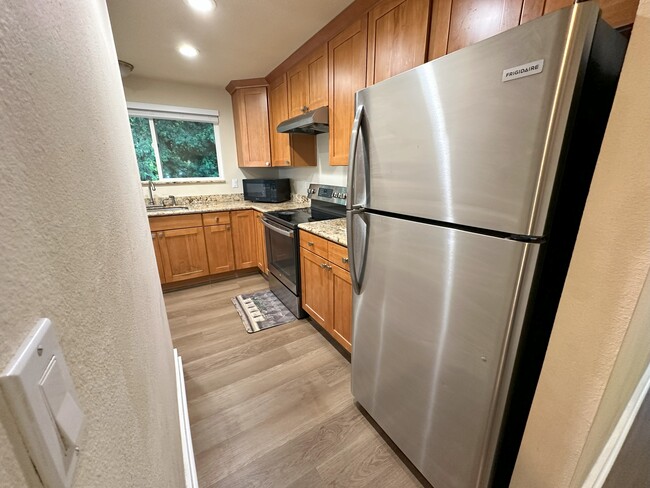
xmin=165 ymin=273 xmax=426 ymax=487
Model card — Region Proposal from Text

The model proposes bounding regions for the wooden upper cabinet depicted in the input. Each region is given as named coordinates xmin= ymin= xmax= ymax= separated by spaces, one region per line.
xmin=228 ymin=81 xmax=272 ymax=168
xmin=544 ymin=0 xmax=639 ymax=28
xmin=447 ymin=0 xmax=524 ymax=54
xmin=268 ymin=75 xmax=291 ymax=167
xmin=287 ymin=44 xmax=328 ymax=117
xmin=231 ymin=210 xmax=258 ymax=270
xmin=367 ymin=0 xmax=432 ymax=85
xmin=328 ymin=17 xmax=368 ymax=166
xmin=268 ymin=75 xmax=317 ymax=167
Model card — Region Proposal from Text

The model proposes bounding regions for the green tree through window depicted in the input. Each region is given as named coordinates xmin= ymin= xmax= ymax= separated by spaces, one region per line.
xmin=129 ymin=116 xmax=158 ymax=181
xmin=128 ymin=116 xmax=219 ymax=181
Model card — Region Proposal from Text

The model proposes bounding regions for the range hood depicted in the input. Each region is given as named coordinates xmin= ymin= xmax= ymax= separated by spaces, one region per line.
xmin=277 ymin=106 xmax=328 ymax=134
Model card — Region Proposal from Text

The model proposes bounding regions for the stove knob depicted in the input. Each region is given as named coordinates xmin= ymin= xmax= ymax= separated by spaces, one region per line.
xmin=343 ymin=193 xmax=347 ymax=199
xmin=333 ymin=192 xmax=339 ymax=198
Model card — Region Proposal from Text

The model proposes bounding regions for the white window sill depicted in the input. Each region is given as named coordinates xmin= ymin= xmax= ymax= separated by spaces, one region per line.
xmin=140 ymin=179 xmax=226 ymax=186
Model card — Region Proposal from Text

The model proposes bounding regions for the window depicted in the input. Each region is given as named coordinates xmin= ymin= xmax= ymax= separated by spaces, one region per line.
xmin=126 ymin=102 xmax=223 ymax=182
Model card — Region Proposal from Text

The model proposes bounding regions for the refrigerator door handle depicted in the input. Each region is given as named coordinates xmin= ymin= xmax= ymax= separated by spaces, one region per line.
xmin=347 ymin=208 xmax=368 ymax=295
xmin=347 ymin=104 xmax=365 ymax=211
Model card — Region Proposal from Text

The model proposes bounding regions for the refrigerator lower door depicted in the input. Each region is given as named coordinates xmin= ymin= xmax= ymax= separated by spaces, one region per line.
xmin=351 ymin=212 xmax=539 ymax=488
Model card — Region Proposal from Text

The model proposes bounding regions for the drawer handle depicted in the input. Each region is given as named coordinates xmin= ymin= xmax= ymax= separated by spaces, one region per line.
xmin=320 ymin=263 xmax=332 ymax=270
xmin=308 ymin=242 xmax=314 ymax=246
xmin=342 ymin=257 xmax=349 ymax=263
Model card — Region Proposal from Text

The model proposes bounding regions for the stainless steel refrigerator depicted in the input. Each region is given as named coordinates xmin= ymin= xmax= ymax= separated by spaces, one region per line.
xmin=347 ymin=3 xmax=627 ymax=487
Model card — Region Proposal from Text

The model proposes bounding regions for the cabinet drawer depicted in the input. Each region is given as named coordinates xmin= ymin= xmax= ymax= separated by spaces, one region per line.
xmin=202 ymin=212 xmax=231 ymax=226
xmin=149 ymin=213 xmax=203 ymax=232
xmin=300 ymin=231 xmax=328 ymax=258
xmin=328 ymin=242 xmax=349 ymax=271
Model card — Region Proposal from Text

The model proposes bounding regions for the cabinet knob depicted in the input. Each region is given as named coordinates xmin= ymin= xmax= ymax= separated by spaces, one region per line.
xmin=226 ymin=225 xmax=231 ymax=230
xmin=308 ymin=242 xmax=314 ymax=246
xmin=158 ymin=232 xmax=164 ymax=238
xmin=265 ymin=161 xmax=270 ymax=166
xmin=301 ymin=105 xmax=309 ymax=113
xmin=342 ymin=257 xmax=349 ymax=263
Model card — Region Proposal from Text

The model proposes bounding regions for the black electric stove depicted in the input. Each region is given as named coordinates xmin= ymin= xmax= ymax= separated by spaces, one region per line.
xmin=264 ymin=200 xmax=346 ymax=229
xmin=262 ymin=184 xmax=347 ymax=318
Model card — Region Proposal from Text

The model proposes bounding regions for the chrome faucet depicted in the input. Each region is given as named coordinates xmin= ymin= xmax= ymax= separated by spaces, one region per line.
xmin=148 ymin=180 xmax=156 ymax=205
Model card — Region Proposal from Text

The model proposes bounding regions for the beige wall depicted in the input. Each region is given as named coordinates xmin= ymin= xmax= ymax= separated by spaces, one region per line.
xmin=511 ymin=2 xmax=650 ymax=486
xmin=0 ymin=1 xmax=184 ymax=487
xmin=278 ymin=134 xmax=348 ymax=193
xmin=122 ymin=75 xmax=277 ymax=198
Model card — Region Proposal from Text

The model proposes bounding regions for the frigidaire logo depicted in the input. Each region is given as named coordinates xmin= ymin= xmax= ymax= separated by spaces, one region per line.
xmin=502 ymin=59 xmax=545 ymax=82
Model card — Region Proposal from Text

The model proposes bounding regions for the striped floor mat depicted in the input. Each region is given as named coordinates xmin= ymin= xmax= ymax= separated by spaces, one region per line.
xmin=231 ymin=290 xmax=298 ymax=333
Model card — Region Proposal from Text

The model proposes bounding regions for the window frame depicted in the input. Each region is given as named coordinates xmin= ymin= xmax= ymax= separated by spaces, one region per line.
xmin=127 ymin=102 xmax=225 ymax=185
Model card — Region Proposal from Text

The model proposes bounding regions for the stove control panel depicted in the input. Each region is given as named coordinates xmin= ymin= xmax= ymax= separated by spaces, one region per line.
xmin=308 ymin=184 xmax=347 ymax=206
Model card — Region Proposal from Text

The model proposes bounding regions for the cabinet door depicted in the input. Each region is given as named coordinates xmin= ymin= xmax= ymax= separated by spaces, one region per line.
xmin=287 ymin=44 xmax=328 ymax=117
xmin=151 ymin=232 xmax=166 ymax=284
xmin=232 ymin=86 xmax=271 ymax=167
xmin=300 ymin=248 xmax=332 ymax=329
xmin=231 ymin=210 xmax=258 ymax=270
xmin=428 ymin=0 xmax=453 ymax=61
xmin=254 ymin=211 xmax=268 ymax=274
xmin=447 ymin=0 xmax=523 ymax=54
xmin=204 ymin=224 xmax=235 ymax=275
xmin=331 ymin=264 xmax=352 ymax=352
xmin=158 ymin=227 xmax=209 ymax=283
xmin=367 ymin=0 xmax=431 ymax=85
xmin=544 ymin=0 xmax=638 ymax=28
xmin=328 ymin=18 xmax=368 ymax=166
xmin=268 ymin=75 xmax=291 ymax=167
xmin=306 ymin=44 xmax=328 ymax=111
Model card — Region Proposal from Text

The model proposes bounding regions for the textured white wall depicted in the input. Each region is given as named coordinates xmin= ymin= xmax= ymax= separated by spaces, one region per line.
xmin=121 ymin=75 xmax=277 ymax=198
xmin=511 ymin=2 xmax=650 ymax=486
xmin=0 ymin=1 xmax=184 ymax=487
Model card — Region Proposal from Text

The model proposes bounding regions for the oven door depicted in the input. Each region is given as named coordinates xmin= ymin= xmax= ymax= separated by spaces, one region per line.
xmin=263 ymin=218 xmax=299 ymax=295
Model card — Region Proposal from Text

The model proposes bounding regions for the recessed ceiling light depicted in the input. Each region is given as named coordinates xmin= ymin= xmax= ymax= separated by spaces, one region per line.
xmin=185 ymin=0 xmax=216 ymax=12
xmin=178 ymin=44 xmax=199 ymax=58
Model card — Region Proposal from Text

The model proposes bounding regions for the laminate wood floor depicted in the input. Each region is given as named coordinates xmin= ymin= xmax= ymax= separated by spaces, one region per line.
xmin=165 ymin=274 xmax=427 ymax=488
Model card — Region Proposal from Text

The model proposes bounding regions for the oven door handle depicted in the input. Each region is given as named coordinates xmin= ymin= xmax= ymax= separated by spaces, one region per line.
xmin=262 ymin=218 xmax=294 ymax=238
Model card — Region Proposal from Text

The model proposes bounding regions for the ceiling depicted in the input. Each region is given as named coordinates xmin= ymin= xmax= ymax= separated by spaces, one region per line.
xmin=106 ymin=0 xmax=354 ymax=87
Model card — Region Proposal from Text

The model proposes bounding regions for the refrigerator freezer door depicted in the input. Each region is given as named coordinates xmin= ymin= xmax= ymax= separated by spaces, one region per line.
xmin=350 ymin=212 xmax=539 ymax=488
xmin=353 ymin=3 xmax=598 ymax=237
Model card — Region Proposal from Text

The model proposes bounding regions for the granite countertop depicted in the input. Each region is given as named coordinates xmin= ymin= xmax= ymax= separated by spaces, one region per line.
xmin=146 ymin=200 xmax=307 ymax=217
xmin=298 ymin=218 xmax=347 ymax=247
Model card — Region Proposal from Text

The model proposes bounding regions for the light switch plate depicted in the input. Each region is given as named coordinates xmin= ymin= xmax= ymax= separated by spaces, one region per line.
xmin=231 ymin=178 xmax=238 ymax=188
xmin=1 ymin=319 xmax=84 ymax=488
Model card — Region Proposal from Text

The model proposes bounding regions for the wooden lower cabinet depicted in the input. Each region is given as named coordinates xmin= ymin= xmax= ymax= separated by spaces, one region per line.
xmin=300 ymin=248 xmax=332 ymax=327
xmin=300 ymin=234 xmax=352 ymax=352
xmin=158 ymin=227 xmax=210 ymax=283
xmin=231 ymin=210 xmax=258 ymax=270
xmin=204 ymin=224 xmax=235 ymax=274
xmin=254 ymin=211 xmax=269 ymax=274
xmin=331 ymin=264 xmax=352 ymax=351
xmin=151 ymin=232 xmax=166 ymax=284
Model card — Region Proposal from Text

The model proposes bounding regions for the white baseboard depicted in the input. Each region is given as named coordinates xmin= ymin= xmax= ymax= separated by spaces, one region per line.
xmin=174 ymin=348 xmax=198 ymax=488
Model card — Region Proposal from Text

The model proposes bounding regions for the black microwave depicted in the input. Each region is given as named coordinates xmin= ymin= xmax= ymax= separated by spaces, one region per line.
xmin=242 ymin=178 xmax=291 ymax=203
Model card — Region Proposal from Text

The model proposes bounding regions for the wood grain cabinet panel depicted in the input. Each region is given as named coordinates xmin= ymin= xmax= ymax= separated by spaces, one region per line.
xmin=328 ymin=18 xmax=368 ymax=166
xmin=204 ymin=224 xmax=236 ymax=275
xmin=268 ymin=75 xmax=317 ymax=167
xmin=544 ymin=0 xmax=639 ymax=28
xmin=287 ymin=44 xmax=328 ymax=118
xmin=158 ymin=227 xmax=210 ymax=283
xmin=447 ymin=0 xmax=523 ymax=54
xmin=367 ymin=0 xmax=431 ymax=85
xmin=300 ymin=247 xmax=332 ymax=329
xmin=254 ymin=211 xmax=269 ymax=274
xmin=231 ymin=85 xmax=272 ymax=167
xmin=231 ymin=210 xmax=258 ymax=270
xmin=331 ymin=264 xmax=352 ymax=352
xmin=151 ymin=232 xmax=166 ymax=284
